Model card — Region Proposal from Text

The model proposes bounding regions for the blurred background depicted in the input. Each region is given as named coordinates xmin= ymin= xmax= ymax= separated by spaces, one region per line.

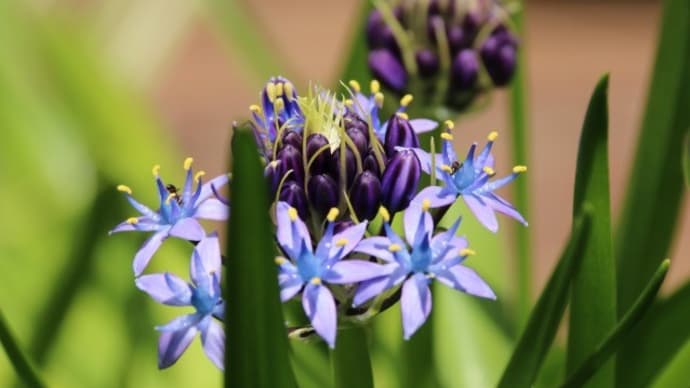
xmin=1 ymin=0 xmax=687 ymax=387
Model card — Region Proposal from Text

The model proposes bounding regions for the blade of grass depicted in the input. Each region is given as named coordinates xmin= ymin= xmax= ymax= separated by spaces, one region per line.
xmin=561 ymin=259 xmax=670 ymax=388
xmin=331 ymin=327 xmax=374 ymax=388
xmin=683 ymin=133 xmax=690 ymax=187
xmin=0 ymin=310 xmax=46 ymax=388
xmin=566 ymin=74 xmax=616 ymax=387
xmin=497 ymin=211 xmax=591 ymax=388
xmin=507 ymin=0 xmax=532 ymax=331
xmin=226 ymin=125 xmax=297 ymax=388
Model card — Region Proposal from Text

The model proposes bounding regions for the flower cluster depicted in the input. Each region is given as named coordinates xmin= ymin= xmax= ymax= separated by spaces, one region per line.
xmin=112 ymin=75 xmax=526 ymax=369
xmin=367 ymin=0 xmax=518 ymax=110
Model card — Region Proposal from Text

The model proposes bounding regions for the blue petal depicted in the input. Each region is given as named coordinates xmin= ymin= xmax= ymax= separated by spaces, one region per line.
xmin=302 ymin=283 xmax=337 ymax=348
xmin=352 ymin=265 xmax=407 ymax=306
xmin=200 ymin=317 xmax=225 ymax=370
xmin=169 ymin=217 xmax=205 ymax=241
xmin=157 ymin=319 xmax=198 ymax=369
xmin=190 ymin=233 xmax=222 ymax=287
xmin=324 ymin=260 xmax=394 ymax=284
xmin=194 ymin=198 xmax=229 ymax=221
xmin=401 ymin=273 xmax=432 ymax=340
xmin=133 ymin=230 xmax=168 ymax=276
xmin=136 ymin=273 xmax=192 ymax=306
xmin=433 ymin=265 xmax=496 ymax=300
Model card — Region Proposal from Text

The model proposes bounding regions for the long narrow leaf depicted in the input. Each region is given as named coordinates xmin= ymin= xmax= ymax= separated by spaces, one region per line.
xmin=331 ymin=327 xmax=374 ymax=388
xmin=561 ymin=260 xmax=670 ymax=388
xmin=226 ymin=125 xmax=298 ymax=388
xmin=497 ymin=212 xmax=591 ymax=388
xmin=683 ymin=133 xmax=690 ymax=187
xmin=566 ymin=74 xmax=616 ymax=387
xmin=0 ymin=311 xmax=46 ymax=388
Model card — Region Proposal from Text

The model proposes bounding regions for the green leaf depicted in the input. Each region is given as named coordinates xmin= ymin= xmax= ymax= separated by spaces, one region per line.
xmin=567 ymin=74 xmax=616 ymax=387
xmin=0 ymin=310 xmax=46 ymax=388
xmin=683 ymin=133 xmax=690 ymax=187
xmin=337 ymin=0 xmax=373 ymax=86
xmin=291 ymin=341 xmax=333 ymax=388
xmin=331 ymin=327 xmax=374 ymax=388
xmin=497 ymin=212 xmax=591 ymax=388
xmin=650 ymin=337 xmax=690 ymax=388
xmin=226 ymin=126 xmax=297 ymax=388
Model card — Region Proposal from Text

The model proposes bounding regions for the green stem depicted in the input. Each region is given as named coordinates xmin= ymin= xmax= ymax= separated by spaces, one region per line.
xmin=508 ymin=0 xmax=532 ymax=330
xmin=0 ymin=310 xmax=46 ymax=388
xmin=331 ymin=326 xmax=374 ymax=388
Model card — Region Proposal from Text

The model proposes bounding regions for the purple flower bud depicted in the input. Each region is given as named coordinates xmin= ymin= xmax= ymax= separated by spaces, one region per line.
xmin=416 ymin=49 xmax=439 ymax=77
xmin=368 ymin=49 xmax=408 ymax=92
xmin=344 ymin=111 xmax=369 ymax=138
xmin=330 ymin=148 xmax=357 ymax=188
xmin=277 ymin=144 xmax=304 ymax=185
xmin=279 ymin=130 xmax=303 ymax=151
xmin=481 ymin=27 xmax=518 ymax=86
xmin=347 ymin=127 xmax=369 ymax=157
xmin=451 ymin=49 xmax=479 ymax=89
xmin=307 ymin=174 xmax=339 ymax=218
xmin=363 ymin=152 xmax=381 ymax=177
xmin=349 ymin=171 xmax=382 ymax=220
xmin=265 ymin=160 xmax=283 ymax=196
xmin=447 ymin=25 xmax=467 ymax=53
xmin=306 ymin=133 xmax=330 ymax=175
xmin=384 ymin=115 xmax=420 ymax=158
xmin=366 ymin=10 xmax=401 ymax=55
xmin=279 ymin=181 xmax=308 ymax=220
xmin=381 ymin=150 xmax=421 ymax=213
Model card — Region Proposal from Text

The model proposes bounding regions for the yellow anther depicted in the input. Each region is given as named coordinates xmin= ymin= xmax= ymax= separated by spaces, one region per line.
xmin=488 ymin=131 xmax=499 ymax=141
xmin=440 ymin=132 xmax=453 ymax=141
xmin=288 ymin=207 xmax=298 ymax=221
xmin=274 ymin=98 xmax=285 ymax=113
xmin=269 ymin=160 xmax=280 ymax=169
xmin=165 ymin=193 xmax=177 ymax=204
xmin=275 ymin=256 xmax=288 ymax=265
xmin=513 ymin=165 xmax=528 ymax=173
xmin=249 ymin=104 xmax=262 ymax=114
xmin=275 ymin=82 xmax=284 ymax=97
xmin=483 ymin=166 xmax=496 ymax=176
xmin=460 ymin=248 xmax=476 ymax=256
xmin=370 ymin=79 xmax=380 ymax=93
xmin=444 ymin=120 xmax=455 ymax=130
xmin=117 ymin=185 xmax=132 ymax=195
xmin=396 ymin=112 xmax=409 ymax=120
xmin=126 ymin=217 xmax=139 ymax=224
xmin=266 ymin=82 xmax=277 ymax=102
xmin=310 ymin=277 xmax=322 ymax=285
xmin=344 ymin=99 xmax=354 ymax=107
xmin=440 ymin=164 xmax=453 ymax=173
xmin=283 ymin=82 xmax=294 ymax=100
xmin=349 ymin=80 xmax=361 ymax=92
xmin=194 ymin=171 xmax=206 ymax=181
xmin=422 ymin=199 xmax=431 ymax=211
xmin=152 ymin=164 xmax=161 ymax=176
xmin=378 ymin=206 xmax=391 ymax=222
xmin=335 ymin=238 xmax=349 ymax=247
xmin=388 ymin=243 xmax=402 ymax=252
xmin=326 ymin=208 xmax=340 ymax=222
xmin=400 ymin=94 xmax=413 ymax=107
xmin=374 ymin=92 xmax=384 ymax=108
xmin=184 ymin=157 xmax=194 ymax=170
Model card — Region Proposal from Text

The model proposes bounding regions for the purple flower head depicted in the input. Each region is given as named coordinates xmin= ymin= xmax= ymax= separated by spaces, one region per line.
xmin=409 ymin=126 xmax=528 ymax=232
xmin=110 ymin=158 xmax=230 ymax=275
xmin=274 ymin=202 xmax=388 ymax=347
xmin=354 ymin=205 xmax=495 ymax=339
xmin=136 ymin=234 xmax=226 ymax=369
xmin=381 ymin=149 xmax=421 ymax=213
xmin=251 ymin=77 xmax=303 ymax=154
xmin=347 ymin=79 xmax=437 ymax=141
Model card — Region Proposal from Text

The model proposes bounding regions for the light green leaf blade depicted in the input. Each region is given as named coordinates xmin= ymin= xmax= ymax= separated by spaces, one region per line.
xmin=226 ymin=126 xmax=297 ymax=388
xmin=567 ymin=74 xmax=616 ymax=387
xmin=650 ymin=337 xmax=690 ymax=388
xmin=331 ymin=327 xmax=374 ymax=388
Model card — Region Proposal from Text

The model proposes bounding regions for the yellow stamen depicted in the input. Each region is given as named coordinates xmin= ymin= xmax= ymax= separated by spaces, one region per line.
xmin=400 ymin=94 xmax=413 ymax=107
xmin=310 ymin=277 xmax=322 ymax=285
xmin=441 ymin=133 xmax=453 ymax=141
xmin=396 ymin=112 xmax=409 ymax=120
xmin=283 ymin=82 xmax=294 ymax=100
xmin=488 ymin=131 xmax=499 ymax=141
xmin=348 ymin=80 xmax=361 ymax=92
xmin=194 ymin=171 xmax=206 ymax=181
xmin=152 ymin=164 xmax=161 ymax=176
xmin=421 ymin=199 xmax=431 ymax=212
xmin=460 ymin=248 xmax=476 ymax=256
xmin=513 ymin=165 xmax=528 ymax=173
xmin=275 ymin=256 xmax=288 ymax=265
xmin=326 ymin=208 xmax=340 ymax=222
xmin=275 ymin=82 xmax=284 ymax=97
xmin=266 ymin=82 xmax=277 ymax=102
xmin=378 ymin=206 xmax=390 ymax=222
xmin=444 ymin=120 xmax=455 ymax=130
xmin=249 ymin=104 xmax=262 ymax=114
xmin=374 ymin=92 xmax=384 ymax=108
xmin=344 ymin=99 xmax=354 ymax=107
xmin=165 ymin=193 xmax=177 ymax=204
xmin=288 ymin=207 xmax=298 ymax=221
xmin=269 ymin=160 xmax=280 ymax=169
xmin=117 ymin=185 xmax=132 ymax=195
xmin=184 ymin=157 xmax=194 ymax=171
xmin=370 ymin=80 xmax=380 ymax=94
xmin=483 ymin=166 xmax=496 ymax=176
xmin=274 ymin=98 xmax=285 ymax=113
xmin=335 ymin=238 xmax=348 ymax=247
xmin=388 ymin=244 xmax=402 ymax=252
xmin=126 ymin=217 xmax=139 ymax=224
xmin=440 ymin=164 xmax=453 ymax=173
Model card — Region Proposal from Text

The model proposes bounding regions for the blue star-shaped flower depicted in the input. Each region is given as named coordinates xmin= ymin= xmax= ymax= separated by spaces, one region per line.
xmin=353 ymin=205 xmax=495 ymax=339
xmin=110 ymin=158 xmax=229 ymax=275
xmin=136 ymin=233 xmax=225 ymax=369
xmin=274 ymin=202 xmax=389 ymax=347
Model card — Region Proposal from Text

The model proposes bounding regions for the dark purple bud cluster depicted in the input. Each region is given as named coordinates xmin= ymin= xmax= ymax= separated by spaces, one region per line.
xmin=366 ymin=0 xmax=518 ymax=111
